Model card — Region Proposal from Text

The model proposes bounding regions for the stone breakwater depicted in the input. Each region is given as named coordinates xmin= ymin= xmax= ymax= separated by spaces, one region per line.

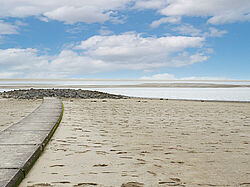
xmin=0 ymin=89 xmax=128 ymax=99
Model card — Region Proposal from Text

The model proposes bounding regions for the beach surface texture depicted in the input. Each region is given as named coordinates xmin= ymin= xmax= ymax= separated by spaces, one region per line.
xmin=0 ymin=98 xmax=63 ymax=187
xmin=0 ymin=98 xmax=41 ymax=132
xmin=17 ymin=98 xmax=250 ymax=187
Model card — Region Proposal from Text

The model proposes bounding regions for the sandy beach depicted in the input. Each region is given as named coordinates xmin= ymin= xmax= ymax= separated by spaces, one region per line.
xmin=0 ymin=98 xmax=41 ymax=132
xmin=15 ymin=98 xmax=250 ymax=187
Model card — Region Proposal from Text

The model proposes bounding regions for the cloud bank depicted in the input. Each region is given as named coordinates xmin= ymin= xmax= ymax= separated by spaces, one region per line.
xmin=136 ymin=0 xmax=250 ymax=25
xmin=0 ymin=33 xmax=208 ymax=78
xmin=0 ymin=0 xmax=132 ymax=24
xmin=141 ymin=73 xmax=229 ymax=80
xmin=0 ymin=0 xmax=249 ymax=25
xmin=0 ymin=0 xmax=249 ymax=78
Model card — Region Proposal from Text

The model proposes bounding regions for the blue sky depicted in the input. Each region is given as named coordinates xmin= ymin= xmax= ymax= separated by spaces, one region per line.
xmin=0 ymin=0 xmax=249 ymax=79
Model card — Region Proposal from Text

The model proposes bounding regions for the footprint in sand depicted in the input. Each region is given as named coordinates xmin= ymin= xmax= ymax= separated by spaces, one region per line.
xmin=73 ymin=182 xmax=98 ymax=186
xmin=117 ymin=151 xmax=128 ymax=154
xmin=28 ymin=183 xmax=52 ymax=187
xmin=49 ymin=164 xmax=65 ymax=168
xmin=75 ymin=150 xmax=90 ymax=154
xmin=147 ymin=171 xmax=157 ymax=176
xmin=121 ymin=182 xmax=144 ymax=187
xmin=52 ymin=181 xmax=71 ymax=184
xmin=93 ymin=164 xmax=108 ymax=167
xmin=96 ymin=151 xmax=109 ymax=155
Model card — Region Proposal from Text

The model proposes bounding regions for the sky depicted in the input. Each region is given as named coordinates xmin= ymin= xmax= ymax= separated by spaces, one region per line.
xmin=0 ymin=0 xmax=249 ymax=79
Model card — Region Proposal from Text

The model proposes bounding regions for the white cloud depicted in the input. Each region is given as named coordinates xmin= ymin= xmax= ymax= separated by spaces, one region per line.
xmin=173 ymin=25 xmax=227 ymax=38
xmin=207 ymin=10 xmax=250 ymax=25
xmin=179 ymin=76 xmax=229 ymax=80
xmin=0 ymin=20 xmax=28 ymax=42
xmin=0 ymin=48 xmax=104 ymax=78
xmin=76 ymin=33 xmax=206 ymax=68
xmin=170 ymin=52 xmax=209 ymax=67
xmin=0 ymin=0 xmax=249 ymax=25
xmin=0 ymin=20 xmax=18 ymax=35
xmin=98 ymin=27 xmax=114 ymax=36
xmin=0 ymin=72 xmax=21 ymax=78
xmin=43 ymin=6 xmax=111 ymax=24
xmin=205 ymin=27 xmax=228 ymax=37
xmin=134 ymin=0 xmax=168 ymax=10
xmin=138 ymin=0 xmax=250 ymax=25
xmin=173 ymin=24 xmax=201 ymax=36
xmin=66 ymin=25 xmax=86 ymax=34
xmin=38 ymin=16 xmax=49 ymax=22
xmin=0 ymin=48 xmax=50 ymax=73
xmin=164 ymin=0 xmax=250 ymax=24
xmin=14 ymin=20 xmax=27 ymax=26
xmin=150 ymin=16 xmax=181 ymax=28
xmin=141 ymin=73 xmax=175 ymax=80
xmin=0 ymin=0 xmax=132 ymax=24
xmin=0 ymin=33 xmax=209 ymax=78
xmin=140 ymin=73 xmax=229 ymax=80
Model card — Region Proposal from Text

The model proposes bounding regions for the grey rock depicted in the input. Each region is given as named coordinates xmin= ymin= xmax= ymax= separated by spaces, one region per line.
xmin=0 ymin=89 xmax=129 ymax=100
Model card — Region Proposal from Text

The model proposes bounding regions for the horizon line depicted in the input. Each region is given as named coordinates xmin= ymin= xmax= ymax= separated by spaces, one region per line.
xmin=1 ymin=78 xmax=250 ymax=82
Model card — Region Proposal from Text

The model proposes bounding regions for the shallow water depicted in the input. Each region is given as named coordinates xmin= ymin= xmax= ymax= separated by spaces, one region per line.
xmin=83 ymin=87 xmax=250 ymax=101
xmin=1 ymin=82 xmax=250 ymax=101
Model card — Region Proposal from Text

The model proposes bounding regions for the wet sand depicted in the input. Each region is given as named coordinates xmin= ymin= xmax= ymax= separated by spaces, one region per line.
xmin=20 ymin=99 xmax=250 ymax=187
xmin=0 ymin=98 xmax=41 ymax=132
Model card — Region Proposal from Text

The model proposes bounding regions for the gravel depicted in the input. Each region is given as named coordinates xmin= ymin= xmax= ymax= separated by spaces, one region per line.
xmin=0 ymin=88 xmax=129 ymax=99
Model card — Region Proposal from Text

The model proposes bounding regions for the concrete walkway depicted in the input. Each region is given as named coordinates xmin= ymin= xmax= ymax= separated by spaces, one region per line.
xmin=0 ymin=98 xmax=63 ymax=187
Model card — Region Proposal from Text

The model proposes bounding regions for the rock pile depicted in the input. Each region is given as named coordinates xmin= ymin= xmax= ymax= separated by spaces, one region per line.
xmin=0 ymin=88 xmax=128 ymax=99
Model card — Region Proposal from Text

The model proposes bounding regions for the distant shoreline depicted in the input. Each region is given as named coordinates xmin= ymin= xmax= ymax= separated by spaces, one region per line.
xmin=1 ymin=78 xmax=250 ymax=82
xmin=1 ymin=83 xmax=250 ymax=89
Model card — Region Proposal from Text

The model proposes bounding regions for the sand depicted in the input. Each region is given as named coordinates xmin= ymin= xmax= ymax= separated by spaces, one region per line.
xmin=0 ymin=98 xmax=42 ymax=132
xmin=19 ymin=99 xmax=250 ymax=187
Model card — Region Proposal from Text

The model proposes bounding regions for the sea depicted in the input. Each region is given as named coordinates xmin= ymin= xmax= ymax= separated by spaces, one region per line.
xmin=1 ymin=80 xmax=250 ymax=102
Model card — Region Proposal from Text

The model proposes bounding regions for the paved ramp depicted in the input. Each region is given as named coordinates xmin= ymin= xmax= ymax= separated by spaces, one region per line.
xmin=0 ymin=98 xmax=63 ymax=187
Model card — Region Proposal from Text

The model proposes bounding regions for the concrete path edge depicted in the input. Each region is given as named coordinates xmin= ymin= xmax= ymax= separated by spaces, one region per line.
xmin=6 ymin=100 xmax=64 ymax=187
